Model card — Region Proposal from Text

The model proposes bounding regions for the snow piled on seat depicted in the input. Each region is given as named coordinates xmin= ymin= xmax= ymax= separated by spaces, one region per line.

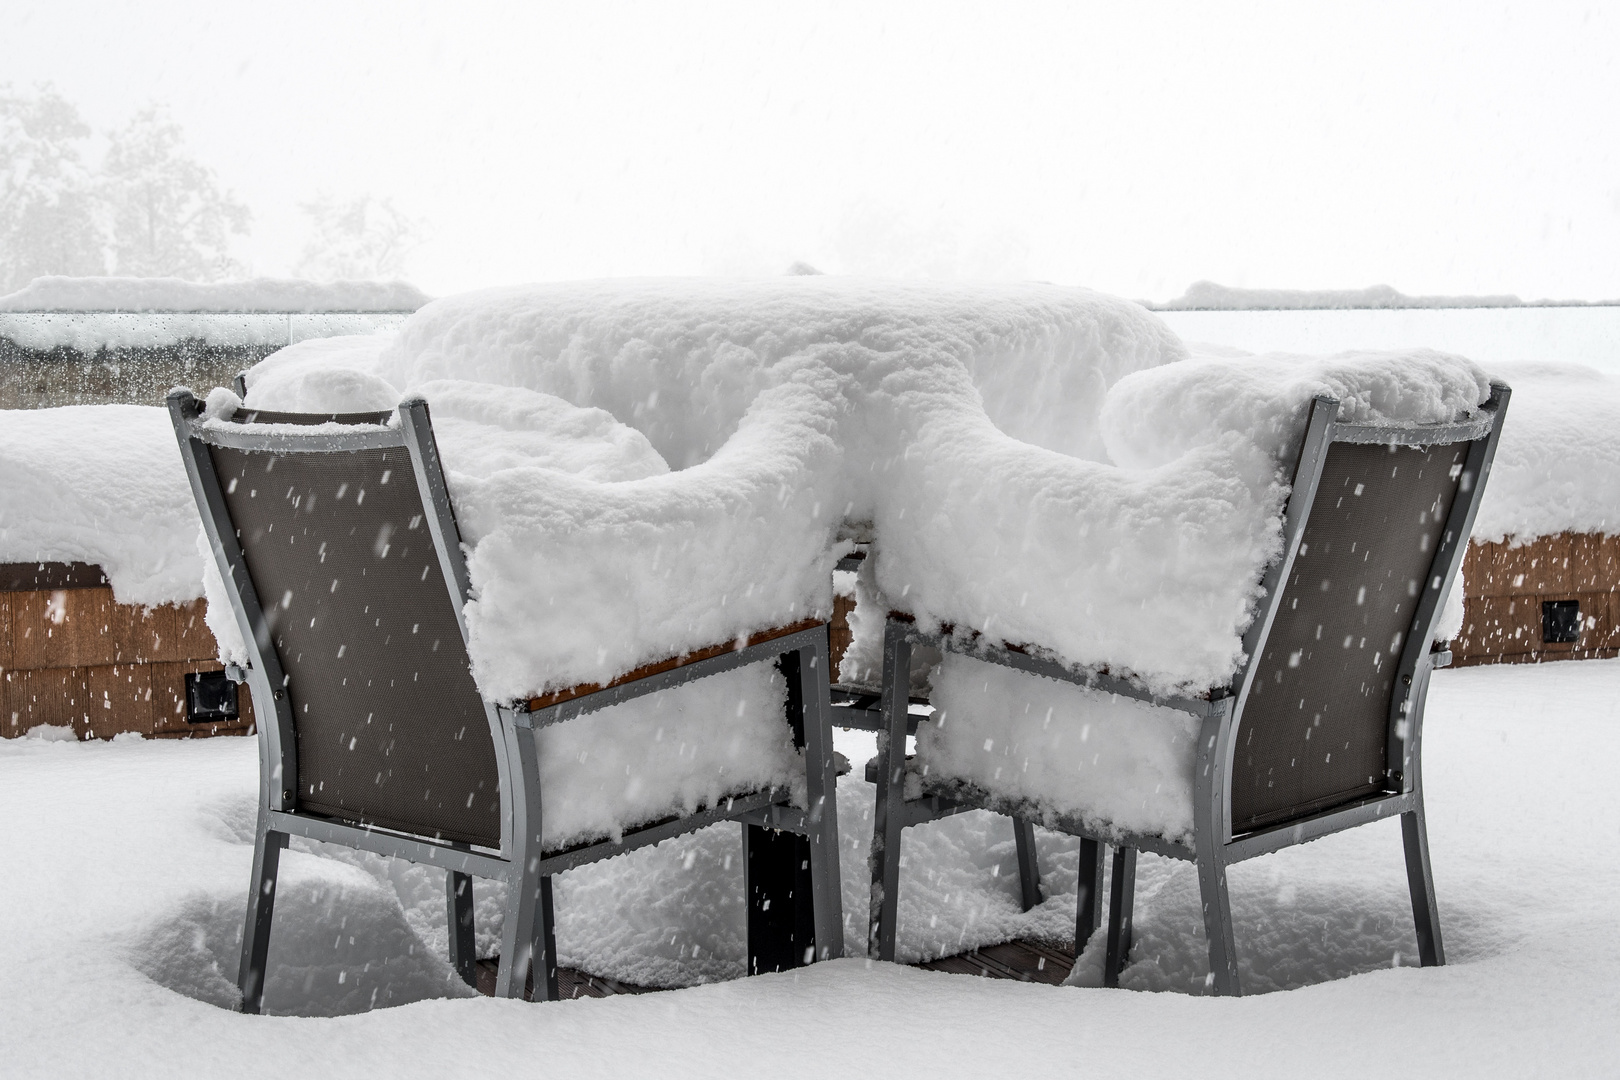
xmin=920 ymin=655 xmax=1203 ymax=843
xmin=906 ymin=346 xmax=1492 ymax=837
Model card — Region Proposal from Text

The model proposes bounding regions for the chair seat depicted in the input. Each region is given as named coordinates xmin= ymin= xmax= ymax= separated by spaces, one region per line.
xmin=911 ymin=653 xmax=1202 ymax=846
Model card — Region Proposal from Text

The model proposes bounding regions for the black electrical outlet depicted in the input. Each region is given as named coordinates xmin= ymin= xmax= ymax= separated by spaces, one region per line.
xmin=1542 ymin=599 xmax=1581 ymax=644
xmin=185 ymin=669 xmax=240 ymax=723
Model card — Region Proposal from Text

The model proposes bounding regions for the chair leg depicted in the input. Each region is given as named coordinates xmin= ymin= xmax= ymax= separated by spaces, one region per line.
xmin=1197 ymin=852 xmax=1240 ymax=996
xmin=1074 ymin=838 xmax=1105 ymax=957
xmin=1012 ymin=817 xmax=1041 ymax=912
xmin=446 ymin=870 xmax=477 ymax=988
xmin=237 ymin=823 xmax=287 ymax=1015
xmin=1103 ymin=845 xmax=1137 ymax=987
xmin=536 ymin=876 xmax=560 ymax=1001
xmin=497 ymin=870 xmax=559 ymax=1002
xmin=868 ymin=618 xmax=911 ymax=962
xmin=1401 ymin=807 xmax=1445 ymax=966
xmin=796 ymin=634 xmax=845 ymax=961
xmin=495 ymin=868 xmax=535 ymax=1000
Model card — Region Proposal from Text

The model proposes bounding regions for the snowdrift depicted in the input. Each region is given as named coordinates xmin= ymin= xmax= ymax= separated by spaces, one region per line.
xmin=0 ymin=405 xmax=205 ymax=607
xmin=3 ymin=276 xmax=1583 ymax=851
xmin=223 ymin=281 xmax=1501 ymax=705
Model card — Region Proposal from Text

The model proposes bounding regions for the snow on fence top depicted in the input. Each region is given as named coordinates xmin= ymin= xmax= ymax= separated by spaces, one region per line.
xmin=0 ymin=277 xmax=428 ymax=363
xmin=0 ymin=276 xmax=429 ymax=313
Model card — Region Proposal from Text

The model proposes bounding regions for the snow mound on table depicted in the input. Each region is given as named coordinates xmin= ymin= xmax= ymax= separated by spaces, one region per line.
xmin=0 ymin=405 xmax=203 ymax=606
xmin=357 ymin=277 xmax=1180 ymax=695
xmin=917 ymin=655 xmax=1201 ymax=843
xmin=0 ymin=275 xmax=427 ymax=312
xmin=376 ymin=276 xmax=1182 ymax=468
xmin=1470 ymin=362 xmax=1620 ymax=543
xmin=248 ymin=285 xmax=1488 ymax=705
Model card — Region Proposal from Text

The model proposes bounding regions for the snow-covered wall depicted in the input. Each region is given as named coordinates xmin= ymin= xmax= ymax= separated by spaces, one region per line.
xmin=1471 ymin=362 xmax=1620 ymax=543
xmin=0 ymin=405 xmax=205 ymax=607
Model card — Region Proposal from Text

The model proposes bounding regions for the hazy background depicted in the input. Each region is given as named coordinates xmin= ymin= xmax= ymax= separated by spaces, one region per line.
xmin=2 ymin=0 xmax=1616 ymax=301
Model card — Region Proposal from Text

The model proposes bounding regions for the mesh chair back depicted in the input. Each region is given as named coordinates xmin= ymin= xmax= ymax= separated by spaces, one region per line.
xmin=1232 ymin=439 xmax=1470 ymax=833
xmin=211 ymin=414 xmax=502 ymax=847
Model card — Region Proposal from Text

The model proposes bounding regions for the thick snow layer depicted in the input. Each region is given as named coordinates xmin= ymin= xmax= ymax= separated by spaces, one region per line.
xmin=917 ymin=655 xmax=1202 ymax=843
xmin=246 ymin=278 xmax=1184 ymax=697
xmin=375 ymin=277 xmax=1181 ymax=467
xmin=873 ymin=348 xmax=1489 ymax=696
xmin=1470 ymin=362 xmax=1620 ymax=543
xmin=0 ymin=275 xmax=429 ymax=312
xmin=237 ymin=331 xmax=401 ymax=411
xmin=4 ymin=279 xmax=1503 ymax=707
xmin=0 ymin=662 xmax=1615 ymax=1077
xmin=1100 ymin=347 xmax=1493 ymax=470
xmin=0 ymin=404 xmax=204 ymax=606
xmin=234 ymin=281 xmax=1492 ymax=701
xmin=534 ymin=664 xmax=799 ymax=848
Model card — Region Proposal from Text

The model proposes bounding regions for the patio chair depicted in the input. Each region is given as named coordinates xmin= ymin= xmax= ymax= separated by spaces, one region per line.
xmin=866 ymin=383 xmax=1510 ymax=995
xmin=168 ymin=389 xmax=843 ymax=1013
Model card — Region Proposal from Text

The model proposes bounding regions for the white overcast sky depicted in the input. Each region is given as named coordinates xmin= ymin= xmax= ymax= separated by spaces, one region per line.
xmin=3 ymin=0 xmax=1617 ymax=300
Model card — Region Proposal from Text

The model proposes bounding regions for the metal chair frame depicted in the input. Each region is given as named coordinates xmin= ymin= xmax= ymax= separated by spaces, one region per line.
xmin=867 ymin=384 xmax=1510 ymax=995
xmin=169 ymin=388 xmax=843 ymax=1013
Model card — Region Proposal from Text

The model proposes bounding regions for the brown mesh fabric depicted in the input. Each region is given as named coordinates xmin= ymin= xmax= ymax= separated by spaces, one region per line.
xmin=212 ymin=443 xmax=502 ymax=847
xmin=1232 ymin=440 xmax=1469 ymax=834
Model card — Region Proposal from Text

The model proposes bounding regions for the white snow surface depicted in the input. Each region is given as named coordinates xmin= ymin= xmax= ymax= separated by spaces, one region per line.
xmin=237 ymin=331 xmax=402 ymax=412
xmin=0 ymin=281 xmax=1522 ymax=706
xmin=246 ymin=278 xmax=1490 ymax=703
xmin=1099 ymin=347 xmax=1493 ymax=470
xmin=0 ymin=275 xmax=428 ymax=312
xmin=0 ymin=662 xmax=1615 ymax=1076
xmin=918 ymin=655 xmax=1203 ymax=843
xmin=535 ymin=664 xmax=800 ymax=848
xmin=1469 ymin=362 xmax=1620 ymax=543
xmin=0 ymin=404 xmax=204 ymax=606
xmin=247 ymin=278 xmax=1192 ymax=698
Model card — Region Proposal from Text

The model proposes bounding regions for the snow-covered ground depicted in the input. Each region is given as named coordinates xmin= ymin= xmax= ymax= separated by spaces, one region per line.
xmin=1 ymin=659 xmax=1615 ymax=1077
